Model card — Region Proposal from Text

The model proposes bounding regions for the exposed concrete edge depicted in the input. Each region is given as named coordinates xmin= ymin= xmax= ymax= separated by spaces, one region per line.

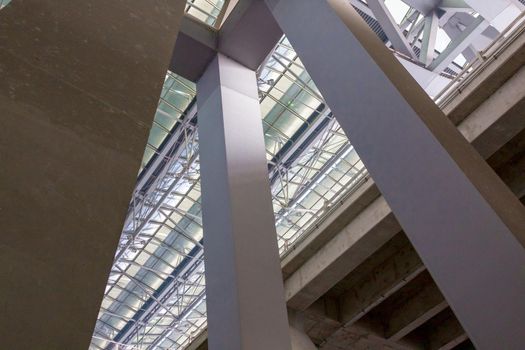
xmin=282 ymin=68 xmax=525 ymax=310
xmin=285 ymin=198 xmax=401 ymax=310
xmin=281 ymin=61 xmax=525 ymax=288
xmin=281 ymin=179 xmax=381 ymax=278
xmin=186 ymin=330 xmax=208 ymax=350
xmin=460 ymin=65 xmax=525 ymax=159
xmin=443 ymin=27 xmax=525 ymax=124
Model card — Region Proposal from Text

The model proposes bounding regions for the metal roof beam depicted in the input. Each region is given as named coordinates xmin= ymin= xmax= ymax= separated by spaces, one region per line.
xmin=429 ymin=15 xmax=489 ymax=72
xmin=420 ymin=10 xmax=439 ymax=66
xmin=367 ymin=0 xmax=418 ymax=58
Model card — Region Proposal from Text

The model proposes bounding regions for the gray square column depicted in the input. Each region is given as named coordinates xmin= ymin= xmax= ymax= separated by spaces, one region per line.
xmin=265 ymin=0 xmax=525 ymax=348
xmin=197 ymin=53 xmax=292 ymax=350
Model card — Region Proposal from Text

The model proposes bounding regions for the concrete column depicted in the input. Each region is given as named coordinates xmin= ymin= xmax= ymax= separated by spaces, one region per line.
xmin=197 ymin=53 xmax=291 ymax=350
xmin=289 ymin=310 xmax=318 ymax=350
xmin=0 ymin=0 xmax=185 ymax=349
xmin=265 ymin=0 xmax=525 ymax=349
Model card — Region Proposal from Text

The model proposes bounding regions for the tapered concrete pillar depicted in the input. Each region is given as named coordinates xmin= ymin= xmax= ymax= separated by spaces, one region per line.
xmin=197 ymin=53 xmax=291 ymax=350
xmin=265 ymin=0 xmax=525 ymax=349
xmin=0 ymin=1 xmax=185 ymax=349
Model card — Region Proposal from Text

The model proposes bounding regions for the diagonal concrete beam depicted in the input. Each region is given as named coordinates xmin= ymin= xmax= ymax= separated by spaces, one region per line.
xmin=0 ymin=0 xmax=186 ymax=348
xmin=381 ymin=273 xmax=448 ymax=341
xmin=284 ymin=195 xmax=402 ymax=310
xmin=338 ymin=235 xmax=426 ymax=325
xmin=427 ymin=310 xmax=469 ymax=350
xmin=281 ymin=39 xmax=525 ymax=314
xmin=266 ymin=1 xmax=525 ymax=347
xmin=403 ymin=308 xmax=469 ymax=350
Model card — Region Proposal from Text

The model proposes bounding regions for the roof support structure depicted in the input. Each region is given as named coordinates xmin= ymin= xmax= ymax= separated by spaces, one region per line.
xmin=420 ymin=10 xmax=439 ymax=66
xmin=264 ymin=0 xmax=525 ymax=349
xmin=442 ymin=14 xmax=478 ymax=62
xmin=407 ymin=14 xmax=426 ymax=44
xmin=400 ymin=8 xmax=420 ymax=31
xmin=430 ymin=15 xmax=489 ymax=72
xmin=171 ymin=0 xmax=523 ymax=83
xmin=169 ymin=0 xmax=394 ymax=82
xmin=367 ymin=0 xmax=417 ymax=59
xmin=197 ymin=53 xmax=291 ymax=350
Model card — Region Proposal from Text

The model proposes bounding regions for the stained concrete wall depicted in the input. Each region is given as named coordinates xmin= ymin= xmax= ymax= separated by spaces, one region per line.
xmin=0 ymin=1 xmax=185 ymax=348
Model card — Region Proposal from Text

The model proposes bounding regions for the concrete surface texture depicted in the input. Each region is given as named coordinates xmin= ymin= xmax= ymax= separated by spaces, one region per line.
xmin=0 ymin=1 xmax=185 ymax=348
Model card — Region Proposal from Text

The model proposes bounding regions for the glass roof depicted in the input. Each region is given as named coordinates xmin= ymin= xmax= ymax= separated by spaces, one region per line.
xmin=91 ymin=1 xmax=525 ymax=349
xmin=137 ymin=1 xmax=230 ymax=171
xmin=185 ymin=0 xmax=227 ymax=28
xmin=0 ymin=0 xmax=11 ymax=10
xmin=139 ymin=73 xmax=196 ymax=173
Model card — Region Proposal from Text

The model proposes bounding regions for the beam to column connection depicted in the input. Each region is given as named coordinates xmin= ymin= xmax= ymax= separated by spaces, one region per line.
xmin=264 ymin=0 xmax=525 ymax=349
xmin=197 ymin=53 xmax=291 ymax=350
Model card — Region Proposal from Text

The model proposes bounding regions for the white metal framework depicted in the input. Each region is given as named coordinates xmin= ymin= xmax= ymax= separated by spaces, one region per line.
xmin=0 ymin=0 xmax=11 ymax=9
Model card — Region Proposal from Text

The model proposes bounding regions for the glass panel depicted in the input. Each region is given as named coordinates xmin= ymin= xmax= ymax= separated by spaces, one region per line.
xmin=139 ymin=72 xmax=196 ymax=172
xmin=185 ymin=0 xmax=226 ymax=27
